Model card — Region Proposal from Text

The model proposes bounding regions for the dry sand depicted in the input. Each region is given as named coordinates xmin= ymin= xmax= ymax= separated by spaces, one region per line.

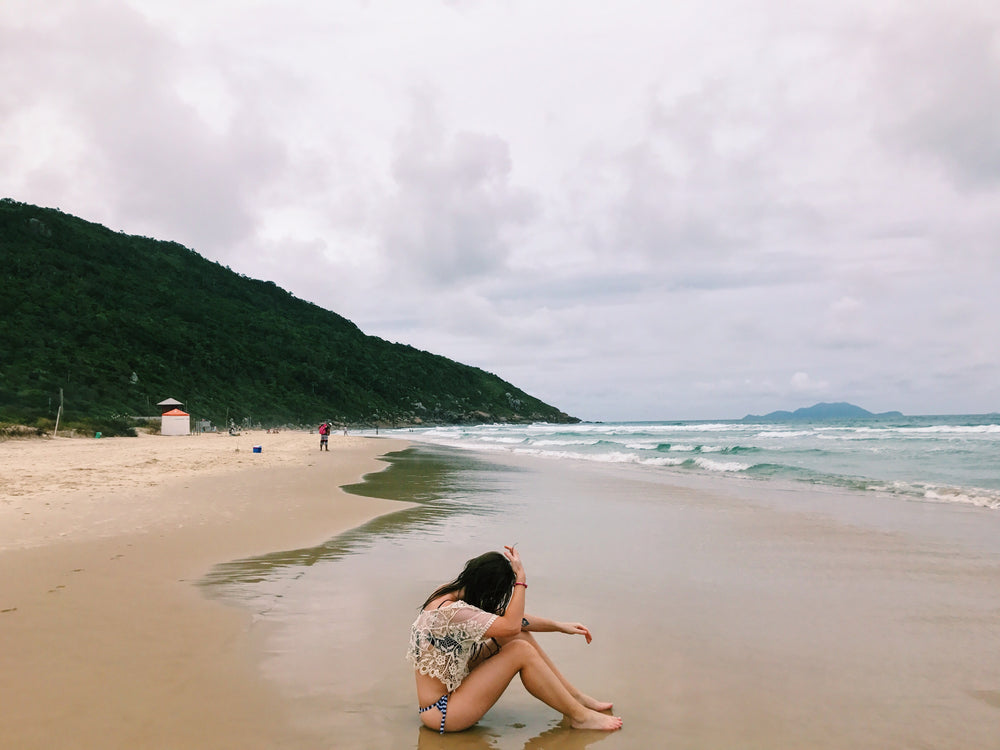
xmin=0 ymin=431 xmax=410 ymax=750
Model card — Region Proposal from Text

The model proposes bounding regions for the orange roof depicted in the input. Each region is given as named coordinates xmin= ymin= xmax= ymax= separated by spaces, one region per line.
xmin=162 ymin=408 xmax=189 ymax=416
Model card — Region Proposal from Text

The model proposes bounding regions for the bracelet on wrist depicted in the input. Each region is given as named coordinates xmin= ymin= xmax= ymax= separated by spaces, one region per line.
xmin=514 ymin=581 xmax=527 ymax=588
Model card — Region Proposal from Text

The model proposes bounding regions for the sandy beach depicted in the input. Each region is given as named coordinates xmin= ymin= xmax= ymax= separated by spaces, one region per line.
xmin=4 ymin=432 xmax=1000 ymax=749
xmin=0 ymin=431 xmax=409 ymax=749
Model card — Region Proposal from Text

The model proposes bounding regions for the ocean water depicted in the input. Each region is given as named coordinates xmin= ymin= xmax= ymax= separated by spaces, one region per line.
xmin=370 ymin=415 xmax=1000 ymax=510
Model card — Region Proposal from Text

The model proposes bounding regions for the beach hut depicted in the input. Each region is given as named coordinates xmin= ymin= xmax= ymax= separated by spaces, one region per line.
xmin=156 ymin=397 xmax=184 ymax=415
xmin=160 ymin=408 xmax=190 ymax=436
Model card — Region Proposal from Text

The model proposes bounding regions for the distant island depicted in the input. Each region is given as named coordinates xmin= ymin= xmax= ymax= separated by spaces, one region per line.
xmin=741 ymin=402 xmax=904 ymax=422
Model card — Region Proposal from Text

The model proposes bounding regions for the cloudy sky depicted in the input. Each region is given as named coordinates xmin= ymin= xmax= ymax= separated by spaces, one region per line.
xmin=3 ymin=1 xmax=999 ymax=420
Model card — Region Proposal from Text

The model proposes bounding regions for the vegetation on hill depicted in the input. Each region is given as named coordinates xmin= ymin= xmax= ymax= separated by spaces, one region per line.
xmin=0 ymin=199 xmax=577 ymax=431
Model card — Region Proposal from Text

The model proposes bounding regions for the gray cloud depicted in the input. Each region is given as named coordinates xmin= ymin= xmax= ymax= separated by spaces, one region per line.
xmin=379 ymin=97 xmax=538 ymax=284
xmin=1 ymin=2 xmax=287 ymax=251
xmin=2 ymin=0 xmax=998 ymax=419
xmin=872 ymin=6 xmax=1000 ymax=189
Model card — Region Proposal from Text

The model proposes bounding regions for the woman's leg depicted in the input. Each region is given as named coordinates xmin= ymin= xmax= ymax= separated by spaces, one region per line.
xmin=509 ymin=631 xmax=614 ymax=712
xmin=444 ymin=638 xmax=622 ymax=732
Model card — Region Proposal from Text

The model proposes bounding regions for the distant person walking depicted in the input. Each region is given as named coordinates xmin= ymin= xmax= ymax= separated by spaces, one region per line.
xmin=318 ymin=421 xmax=330 ymax=451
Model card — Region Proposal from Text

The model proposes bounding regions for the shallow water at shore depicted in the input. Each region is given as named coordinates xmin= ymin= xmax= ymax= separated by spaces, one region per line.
xmin=203 ymin=444 xmax=1000 ymax=749
xmin=377 ymin=416 xmax=1000 ymax=511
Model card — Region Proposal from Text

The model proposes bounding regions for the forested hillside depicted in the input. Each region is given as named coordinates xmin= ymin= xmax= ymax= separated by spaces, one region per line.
xmin=0 ymin=199 xmax=577 ymax=430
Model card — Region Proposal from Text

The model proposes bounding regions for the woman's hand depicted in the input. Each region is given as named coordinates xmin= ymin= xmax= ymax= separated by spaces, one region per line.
xmin=558 ymin=621 xmax=594 ymax=644
xmin=503 ymin=545 xmax=526 ymax=582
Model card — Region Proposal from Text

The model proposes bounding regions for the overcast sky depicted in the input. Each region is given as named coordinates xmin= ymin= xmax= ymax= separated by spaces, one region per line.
xmin=3 ymin=1 xmax=999 ymax=420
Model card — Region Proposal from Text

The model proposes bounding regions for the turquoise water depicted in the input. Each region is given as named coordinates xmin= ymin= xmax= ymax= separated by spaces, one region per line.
xmin=372 ymin=415 xmax=1000 ymax=510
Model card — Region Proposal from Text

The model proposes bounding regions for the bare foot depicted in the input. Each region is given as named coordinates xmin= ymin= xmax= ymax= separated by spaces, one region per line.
xmin=575 ymin=693 xmax=614 ymax=712
xmin=570 ymin=709 xmax=623 ymax=731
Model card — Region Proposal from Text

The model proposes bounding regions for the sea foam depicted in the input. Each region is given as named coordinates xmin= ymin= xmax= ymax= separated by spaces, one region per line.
xmin=378 ymin=416 xmax=1000 ymax=513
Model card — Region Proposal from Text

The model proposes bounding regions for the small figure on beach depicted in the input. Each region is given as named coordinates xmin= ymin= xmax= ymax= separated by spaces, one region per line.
xmin=406 ymin=546 xmax=622 ymax=734
xmin=318 ymin=421 xmax=330 ymax=451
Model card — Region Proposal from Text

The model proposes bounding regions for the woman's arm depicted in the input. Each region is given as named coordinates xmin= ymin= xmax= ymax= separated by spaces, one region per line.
xmin=521 ymin=614 xmax=594 ymax=644
xmin=519 ymin=613 xmax=558 ymax=632
xmin=483 ymin=545 xmax=527 ymax=639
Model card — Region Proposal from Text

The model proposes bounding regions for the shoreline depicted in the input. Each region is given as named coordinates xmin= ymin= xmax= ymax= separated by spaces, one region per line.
xmin=0 ymin=432 xmax=411 ymax=750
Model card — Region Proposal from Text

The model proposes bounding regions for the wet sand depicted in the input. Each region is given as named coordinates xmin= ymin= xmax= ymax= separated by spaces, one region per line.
xmin=0 ymin=431 xmax=410 ymax=749
xmin=202 ymin=444 xmax=1000 ymax=750
xmin=5 ymin=434 xmax=1000 ymax=749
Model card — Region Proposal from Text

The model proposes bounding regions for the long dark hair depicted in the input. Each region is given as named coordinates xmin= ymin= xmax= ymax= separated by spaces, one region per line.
xmin=421 ymin=551 xmax=516 ymax=615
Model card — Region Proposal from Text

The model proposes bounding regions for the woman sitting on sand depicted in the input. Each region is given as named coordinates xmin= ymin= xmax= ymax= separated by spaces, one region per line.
xmin=406 ymin=546 xmax=622 ymax=734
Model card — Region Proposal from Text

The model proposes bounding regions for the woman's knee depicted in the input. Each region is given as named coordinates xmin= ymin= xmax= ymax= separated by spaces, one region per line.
xmin=497 ymin=630 xmax=536 ymax=648
xmin=502 ymin=631 xmax=544 ymax=657
xmin=517 ymin=630 xmax=541 ymax=648
xmin=502 ymin=636 xmax=541 ymax=665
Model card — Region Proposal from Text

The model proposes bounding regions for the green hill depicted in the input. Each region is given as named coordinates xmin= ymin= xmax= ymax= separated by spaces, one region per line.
xmin=0 ymin=198 xmax=577 ymax=430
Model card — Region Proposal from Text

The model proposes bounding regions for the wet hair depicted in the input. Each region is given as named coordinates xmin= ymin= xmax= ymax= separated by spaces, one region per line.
xmin=421 ymin=551 xmax=516 ymax=615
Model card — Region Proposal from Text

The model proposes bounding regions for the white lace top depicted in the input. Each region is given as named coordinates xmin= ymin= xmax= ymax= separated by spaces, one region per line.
xmin=406 ymin=601 xmax=499 ymax=692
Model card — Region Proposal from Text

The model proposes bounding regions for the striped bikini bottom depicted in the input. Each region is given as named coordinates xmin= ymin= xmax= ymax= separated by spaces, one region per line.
xmin=418 ymin=693 xmax=449 ymax=734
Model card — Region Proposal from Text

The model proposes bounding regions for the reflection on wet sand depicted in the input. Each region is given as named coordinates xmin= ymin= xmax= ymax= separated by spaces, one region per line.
xmin=199 ymin=446 xmax=515 ymax=594
xmin=415 ymin=718 xmax=615 ymax=750
xmin=343 ymin=446 xmax=521 ymax=504
xmin=521 ymin=721 xmax=617 ymax=750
